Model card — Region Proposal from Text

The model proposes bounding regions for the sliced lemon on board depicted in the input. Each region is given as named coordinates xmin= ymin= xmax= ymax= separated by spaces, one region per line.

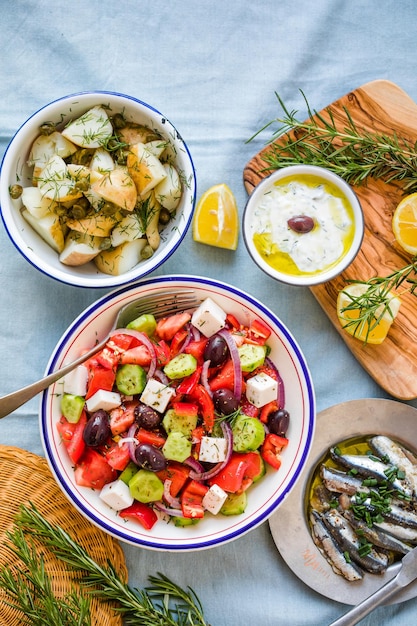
xmin=337 ymin=283 xmax=401 ymax=345
xmin=392 ymin=192 xmax=417 ymax=255
xmin=192 ymin=183 xmax=239 ymax=250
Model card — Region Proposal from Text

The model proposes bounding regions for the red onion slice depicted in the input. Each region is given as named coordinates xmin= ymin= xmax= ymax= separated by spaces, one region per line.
xmin=200 ymin=359 xmax=212 ymax=397
xmin=154 ymin=502 xmax=185 ymax=517
xmin=153 ymin=368 xmax=170 ymax=385
xmin=265 ymin=357 xmax=285 ymax=408
xmin=217 ymin=329 xmax=242 ymax=400
xmin=188 ymin=421 xmax=233 ymax=481
xmin=108 ymin=328 xmax=157 ymax=379
xmin=126 ymin=423 xmax=139 ymax=463
xmin=163 ymin=479 xmax=181 ymax=509
xmin=178 ymin=323 xmax=193 ymax=354
xmin=184 ymin=456 xmax=205 ymax=474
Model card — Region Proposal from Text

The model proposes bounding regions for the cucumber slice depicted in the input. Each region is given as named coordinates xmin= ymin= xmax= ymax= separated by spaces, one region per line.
xmin=116 ymin=364 xmax=147 ymax=395
xmin=174 ymin=517 xmax=200 ymax=527
xmin=60 ymin=393 xmax=85 ymax=423
xmin=251 ymin=451 xmax=266 ymax=482
xmin=128 ymin=469 xmax=164 ymax=503
xmin=164 ymin=353 xmax=197 ymax=380
xmin=119 ymin=461 xmax=138 ymax=485
xmin=232 ymin=415 xmax=265 ymax=452
xmin=238 ymin=344 xmax=267 ymax=372
xmin=220 ymin=491 xmax=247 ymax=516
xmin=162 ymin=408 xmax=198 ymax=437
xmin=126 ymin=313 xmax=157 ymax=336
xmin=162 ymin=432 xmax=192 ymax=463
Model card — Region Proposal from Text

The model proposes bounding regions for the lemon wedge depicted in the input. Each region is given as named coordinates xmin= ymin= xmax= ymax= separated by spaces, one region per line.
xmin=392 ymin=192 xmax=417 ymax=255
xmin=192 ymin=183 xmax=239 ymax=250
xmin=337 ymin=283 xmax=401 ymax=344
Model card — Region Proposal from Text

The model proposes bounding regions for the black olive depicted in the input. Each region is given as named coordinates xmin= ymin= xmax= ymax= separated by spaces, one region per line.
xmin=83 ymin=410 xmax=111 ymax=447
xmin=268 ymin=409 xmax=290 ymax=436
xmin=287 ymin=215 xmax=315 ymax=234
xmin=212 ymin=388 xmax=239 ymax=416
xmin=203 ymin=335 xmax=229 ymax=367
xmin=134 ymin=402 xmax=162 ymax=429
xmin=134 ymin=443 xmax=167 ymax=471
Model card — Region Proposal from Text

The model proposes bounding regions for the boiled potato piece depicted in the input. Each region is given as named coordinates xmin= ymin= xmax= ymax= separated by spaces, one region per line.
xmin=154 ymin=163 xmax=182 ymax=210
xmin=22 ymin=208 xmax=65 ymax=253
xmin=90 ymin=147 xmax=115 ymax=174
xmin=67 ymin=164 xmax=105 ymax=210
xmin=29 ymin=131 xmax=78 ymax=181
xmin=38 ymin=154 xmax=83 ymax=203
xmin=21 ymin=186 xmax=58 ymax=219
xmin=67 ymin=163 xmax=91 ymax=181
xmin=94 ymin=239 xmax=147 ymax=275
xmin=61 ymin=106 xmax=113 ymax=149
xmin=118 ymin=124 xmax=161 ymax=146
xmin=145 ymin=139 xmax=169 ymax=159
xmin=60 ymin=231 xmax=103 ymax=266
xmin=91 ymin=166 xmax=137 ymax=211
xmin=66 ymin=213 xmax=119 ymax=237
xmin=110 ymin=213 xmax=145 ymax=247
xmin=127 ymin=142 xmax=167 ymax=197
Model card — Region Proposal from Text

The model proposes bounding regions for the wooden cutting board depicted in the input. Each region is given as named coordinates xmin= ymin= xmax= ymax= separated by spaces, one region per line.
xmin=243 ymin=80 xmax=417 ymax=400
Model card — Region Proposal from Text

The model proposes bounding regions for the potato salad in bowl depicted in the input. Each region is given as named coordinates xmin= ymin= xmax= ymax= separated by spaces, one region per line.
xmin=0 ymin=91 xmax=196 ymax=288
xmin=40 ymin=275 xmax=315 ymax=551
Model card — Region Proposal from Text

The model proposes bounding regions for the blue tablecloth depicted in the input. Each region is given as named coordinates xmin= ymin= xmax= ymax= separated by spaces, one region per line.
xmin=1 ymin=1 xmax=417 ymax=624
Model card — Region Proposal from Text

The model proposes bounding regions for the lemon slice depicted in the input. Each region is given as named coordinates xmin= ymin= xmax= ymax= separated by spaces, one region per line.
xmin=192 ymin=183 xmax=239 ymax=250
xmin=337 ymin=283 xmax=401 ymax=344
xmin=392 ymin=192 xmax=417 ymax=254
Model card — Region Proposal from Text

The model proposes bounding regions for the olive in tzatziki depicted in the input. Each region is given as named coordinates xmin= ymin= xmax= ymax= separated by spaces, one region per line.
xmin=251 ymin=174 xmax=355 ymax=276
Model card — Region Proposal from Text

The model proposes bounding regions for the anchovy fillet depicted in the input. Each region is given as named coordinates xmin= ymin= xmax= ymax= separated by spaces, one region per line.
xmin=329 ymin=447 xmax=413 ymax=498
xmin=373 ymin=520 xmax=417 ymax=544
xmin=344 ymin=509 xmax=411 ymax=555
xmin=320 ymin=465 xmax=364 ymax=496
xmin=310 ymin=510 xmax=363 ymax=581
xmin=368 ymin=435 xmax=417 ymax=497
xmin=322 ymin=508 xmax=390 ymax=574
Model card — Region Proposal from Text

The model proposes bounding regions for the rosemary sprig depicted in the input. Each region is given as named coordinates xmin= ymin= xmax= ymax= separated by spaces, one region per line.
xmin=339 ymin=258 xmax=417 ymax=341
xmin=0 ymin=527 xmax=91 ymax=626
xmin=250 ymin=90 xmax=417 ymax=193
xmin=3 ymin=504 xmax=209 ymax=626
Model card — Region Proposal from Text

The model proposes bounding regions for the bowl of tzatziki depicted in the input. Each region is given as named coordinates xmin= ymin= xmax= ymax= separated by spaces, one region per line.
xmin=242 ymin=165 xmax=364 ymax=286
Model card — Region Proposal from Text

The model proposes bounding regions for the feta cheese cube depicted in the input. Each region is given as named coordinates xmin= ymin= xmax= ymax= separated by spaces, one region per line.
xmin=202 ymin=484 xmax=228 ymax=515
xmin=246 ymin=372 xmax=278 ymax=408
xmin=140 ymin=378 xmax=175 ymax=412
xmin=63 ymin=364 xmax=89 ymax=396
xmin=199 ymin=436 xmax=228 ymax=463
xmin=99 ymin=479 xmax=134 ymax=511
xmin=191 ymin=297 xmax=227 ymax=337
xmin=85 ymin=389 xmax=122 ymax=412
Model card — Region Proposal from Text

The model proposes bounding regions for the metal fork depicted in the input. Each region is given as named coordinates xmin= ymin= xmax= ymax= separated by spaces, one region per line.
xmin=0 ymin=289 xmax=201 ymax=419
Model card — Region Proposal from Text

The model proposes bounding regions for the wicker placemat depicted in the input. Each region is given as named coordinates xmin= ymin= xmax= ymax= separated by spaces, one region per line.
xmin=0 ymin=445 xmax=128 ymax=626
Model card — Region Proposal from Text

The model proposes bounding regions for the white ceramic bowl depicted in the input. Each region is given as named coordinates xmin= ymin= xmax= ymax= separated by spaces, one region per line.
xmin=243 ymin=165 xmax=364 ymax=287
xmin=0 ymin=91 xmax=196 ymax=288
xmin=40 ymin=275 xmax=315 ymax=551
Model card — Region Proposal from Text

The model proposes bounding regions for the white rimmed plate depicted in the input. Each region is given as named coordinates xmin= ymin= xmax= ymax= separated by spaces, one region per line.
xmin=269 ymin=398 xmax=417 ymax=604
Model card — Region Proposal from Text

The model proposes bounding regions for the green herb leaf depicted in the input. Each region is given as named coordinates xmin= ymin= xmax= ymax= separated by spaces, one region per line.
xmin=1 ymin=504 xmax=209 ymax=626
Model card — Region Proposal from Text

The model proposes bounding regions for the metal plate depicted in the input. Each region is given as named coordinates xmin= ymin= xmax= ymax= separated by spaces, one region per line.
xmin=269 ymin=398 xmax=417 ymax=605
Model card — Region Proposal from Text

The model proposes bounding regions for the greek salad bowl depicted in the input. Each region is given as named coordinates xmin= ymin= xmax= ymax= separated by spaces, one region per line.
xmin=40 ymin=275 xmax=315 ymax=551
xmin=0 ymin=91 xmax=196 ymax=288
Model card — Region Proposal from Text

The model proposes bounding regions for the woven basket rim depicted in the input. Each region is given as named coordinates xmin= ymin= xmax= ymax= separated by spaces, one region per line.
xmin=0 ymin=444 xmax=127 ymax=626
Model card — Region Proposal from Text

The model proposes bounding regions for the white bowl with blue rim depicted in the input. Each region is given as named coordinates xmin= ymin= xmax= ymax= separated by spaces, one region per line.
xmin=0 ymin=91 xmax=196 ymax=288
xmin=40 ymin=274 xmax=315 ymax=551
